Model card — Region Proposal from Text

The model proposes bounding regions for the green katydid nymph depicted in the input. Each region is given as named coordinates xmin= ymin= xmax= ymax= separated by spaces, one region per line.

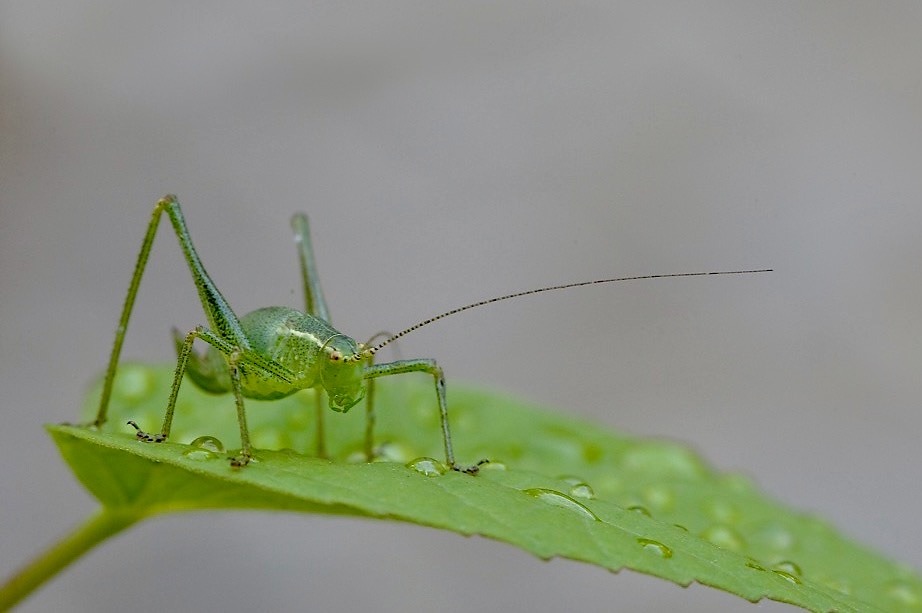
xmin=93 ymin=195 xmax=770 ymax=473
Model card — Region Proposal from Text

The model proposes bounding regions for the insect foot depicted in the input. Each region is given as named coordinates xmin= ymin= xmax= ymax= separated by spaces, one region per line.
xmin=126 ymin=420 xmax=166 ymax=443
xmin=229 ymin=453 xmax=251 ymax=468
xmin=452 ymin=458 xmax=492 ymax=476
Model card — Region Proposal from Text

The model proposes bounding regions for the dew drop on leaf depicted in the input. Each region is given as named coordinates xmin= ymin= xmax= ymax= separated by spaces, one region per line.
xmin=523 ymin=488 xmax=600 ymax=521
xmin=406 ymin=457 xmax=448 ymax=477
xmin=772 ymin=560 xmax=802 ymax=577
xmin=375 ymin=442 xmax=415 ymax=463
xmin=772 ymin=570 xmax=802 ymax=585
xmin=700 ymin=525 xmax=745 ymax=552
xmin=181 ymin=448 xmax=218 ymax=461
xmin=752 ymin=521 xmax=795 ymax=553
xmin=746 ymin=559 xmax=767 ymax=572
xmin=626 ymin=505 xmax=651 ymax=517
xmin=182 ymin=436 xmax=224 ymax=460
xmin=568 ymin=483 xmax=595 ymax=500
xmin=351 ymin=442 xmax=415 ymax=464
xmin=770 ymin=561 xmax=803 ymax=585
xmin=558 ymin=476 xmax=595 ymax=499
xmin=637 ymin=538 xmax=673 ymax=559
xmin=189 ymin=436 xmax=224 ymax=453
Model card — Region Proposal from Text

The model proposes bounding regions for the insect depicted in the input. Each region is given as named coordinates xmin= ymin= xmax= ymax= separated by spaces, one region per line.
xmin=92 ymin=195 xmax=770 ymax=473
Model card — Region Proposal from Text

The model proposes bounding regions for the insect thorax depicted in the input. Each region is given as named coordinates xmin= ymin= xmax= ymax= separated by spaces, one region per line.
xmin=237 ymin=306 xmax=346 ymax=396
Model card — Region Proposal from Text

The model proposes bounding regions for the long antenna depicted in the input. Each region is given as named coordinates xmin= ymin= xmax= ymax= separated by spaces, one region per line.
xmin=351 ymin=268 xmax=772 ymax=360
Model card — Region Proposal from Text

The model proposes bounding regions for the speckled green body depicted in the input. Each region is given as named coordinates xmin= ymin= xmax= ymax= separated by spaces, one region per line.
xmin=184 ymin=306 xmax=367 ymax=407
xmin=237 ymin=306 xmax=339 ymax=399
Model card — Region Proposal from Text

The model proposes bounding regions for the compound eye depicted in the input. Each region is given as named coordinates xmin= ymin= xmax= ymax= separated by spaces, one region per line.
xmin=330 ymin=350 xmax=342 ymax=362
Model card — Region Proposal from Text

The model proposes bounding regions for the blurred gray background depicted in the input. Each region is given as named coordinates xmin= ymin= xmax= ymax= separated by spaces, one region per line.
xmin=2 ymin=3 xmax=920 ymax=612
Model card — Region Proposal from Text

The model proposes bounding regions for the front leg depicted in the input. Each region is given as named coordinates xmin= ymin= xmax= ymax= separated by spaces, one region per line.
xmin=126 ymin=325 xmax=217 ymax=447
xmin=363 ymin=358 xmax=479 ymax=474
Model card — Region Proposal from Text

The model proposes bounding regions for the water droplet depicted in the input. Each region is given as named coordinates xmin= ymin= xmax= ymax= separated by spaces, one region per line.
xmin=772 ymin=569 xmax=801 ymax=585
xmin=346 ymin=450 xmax=366 ymax=463
xmin=626 ymin=505 xmax=651 ymax=517
xmin=557 ymin=475 xmax=597 ymax=498
xmin=568 ymin=483 xmax=595 ymax=499
xmin=479 ymin=460 xmax=506 ymax=471
xmin=523 ymin=488 xmax=600 ymax=521
xmin=349 ymin=441 xmax=415 ymax=464
xmin=772 ymin=560 xmax=802 ymax=577
xmin=637 ymin=538 xmax=673 ymax=558
xmin=182 ymin=447 xmax=218 ymax=461
xmin=752 ymin=522 xmax=795 ymax=552
xmin=701 ymin=525 xmax=745 ymax=552
xmin=191 ymin=435 xmax=224 ymax=452
xmin=886 ymin=580 xmax=921 ymax=606
xmin=406 ymin=457 xmax=447 ymax=477
xmin=375 ymin=442 xmax=414 ymax=463
xmin=182 ymin=436 xmax=225 ymax=460
xmin=771 ymin=561 xmax=802 ymax=585
xmin=746 ymin=559 xmax=767 ymax=572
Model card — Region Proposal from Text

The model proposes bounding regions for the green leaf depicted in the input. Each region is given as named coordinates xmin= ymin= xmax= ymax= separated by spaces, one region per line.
xmin=47 ymin=364 xmax=922 ymax=612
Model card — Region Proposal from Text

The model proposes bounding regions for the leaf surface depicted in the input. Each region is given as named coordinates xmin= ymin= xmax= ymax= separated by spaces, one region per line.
xmin=48 ymin=364 xmax=922 ymax=612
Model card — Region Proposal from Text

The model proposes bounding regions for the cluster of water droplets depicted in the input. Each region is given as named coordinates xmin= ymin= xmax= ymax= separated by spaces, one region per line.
xmin=156 ymin=391 xmax=922 ymax=611
xmin=401 ymin=455 xmax=847 ymax=597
